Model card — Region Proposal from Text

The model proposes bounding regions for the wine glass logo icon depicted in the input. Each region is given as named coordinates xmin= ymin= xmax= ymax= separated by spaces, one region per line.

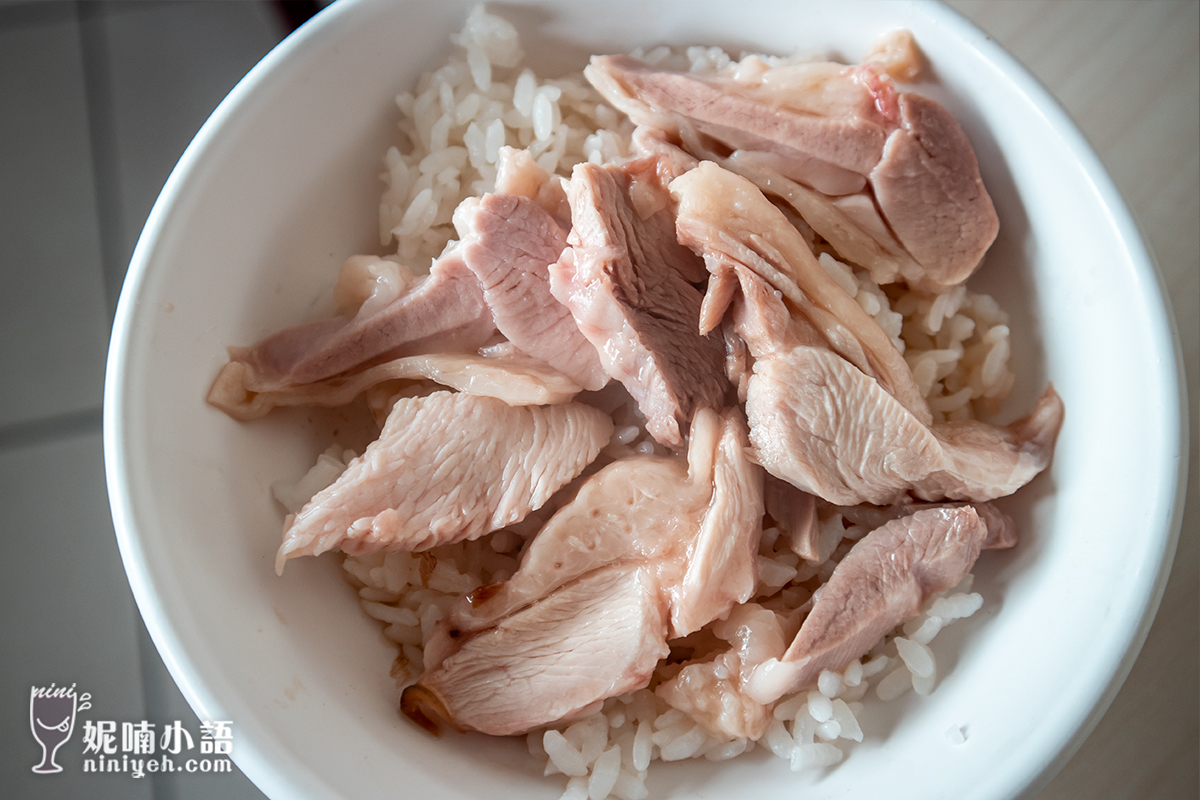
xmin=30 ymin=685 xmax=79 ymax=774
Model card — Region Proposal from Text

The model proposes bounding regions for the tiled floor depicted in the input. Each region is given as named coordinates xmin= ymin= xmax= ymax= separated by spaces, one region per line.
xmin=0 ymin=2 xmax=1195 ymax=799
xmin=1 ymin=2 xmax=282 ymax=796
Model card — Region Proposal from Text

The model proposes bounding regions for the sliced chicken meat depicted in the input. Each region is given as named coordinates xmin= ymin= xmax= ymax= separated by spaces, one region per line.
xmin=220 ymin=250 xmax=496 ymax=397
xmin=433 ymin=407 xmax=763 ymax=646
xmin=748 ymin=344 xmax=1063 ymax=505
xmin=721 ymin=151 xmax=926 ymax=288
xmin=275 ymin=391 xmax=613 ymax=572
xmin=411 ymin=407 xmax=763 ymax=736
xmin=690 ymin=240 xmax=1062 ymax=508
xmin=457 ymin=192 xmax=608 ymax=390
xmin=586 ymin=55 xmax=885 ymax=194
xmin=403 ymin=564 xmax=669 ymax=737
xmin=492 ymin=145 xmax=571 ymax=222
xmin=210 ymin=180 xmax=606 ymax=418
xmin=870 ymin=92 xmax=999 ymax=284
xmin=435 ymin=452 xmax=695 ymax=647
xmin=763 ymin=475 xmax=822 ymax=563
xmin=675 ymin=407 xmax=767 ymax=636
xmin=550 ymin=158 xmax=728 ymax=448
xmin=657 ymin=603 xmax=797 ymax=740
xmin=207 ymin=349 xmax=586 ymax=421
xmin=586 ymin=44 xmax=998 ymax=291
xmin=836 ymin=499 xmax=1019 ymax=551
xmin=745 ymin=505 xmax=996 ymax=704
xmin=673 ymin=162 xmax=931 ymax=424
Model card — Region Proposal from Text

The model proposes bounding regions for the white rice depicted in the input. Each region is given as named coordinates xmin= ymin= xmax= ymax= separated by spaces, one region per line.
xmin=378 ymin=5 xmax=633 ymax=267
xmin=274 ymin=9 xmax=1020 ymax=799
xmin=816 ymin=251 xmax=1016 ymax=423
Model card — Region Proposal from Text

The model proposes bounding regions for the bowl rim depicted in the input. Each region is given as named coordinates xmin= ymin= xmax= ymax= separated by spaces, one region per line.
xmin=932 ymin=0 xmax=1191 ymax=788
xmin=103 ymin=1 xmax=1191 ymax=798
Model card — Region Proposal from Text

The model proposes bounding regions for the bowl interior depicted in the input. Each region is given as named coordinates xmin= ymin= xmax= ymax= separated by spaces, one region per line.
xmin=105 ymin=1 xmax=1186 ymax=799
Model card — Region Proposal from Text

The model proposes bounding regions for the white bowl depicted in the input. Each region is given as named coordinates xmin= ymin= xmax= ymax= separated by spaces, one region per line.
xmin=104 ymin=1 xmax=1189 ymax=798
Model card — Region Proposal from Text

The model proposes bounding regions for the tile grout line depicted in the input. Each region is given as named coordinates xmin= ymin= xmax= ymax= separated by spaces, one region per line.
xmin=76 ymin=4 xmax=174 ymax=800
xmin=0 ymin=406 xmax=104 ymax=452
xmin=77 ymin=0 xmax=127 ymax=321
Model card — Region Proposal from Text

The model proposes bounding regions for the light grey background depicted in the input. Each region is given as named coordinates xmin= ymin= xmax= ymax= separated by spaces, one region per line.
xmin=0 ymin=1 xmax=1195 ymax=799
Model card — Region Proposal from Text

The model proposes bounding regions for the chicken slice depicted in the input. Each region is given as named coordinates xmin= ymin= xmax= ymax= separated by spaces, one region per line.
xmin=550 ymin=158 xmax=728 ymax=448
xmin=836 ymin=500 xmax=1019 ymax=551
xmin=207 ymin=349 xmax=585 ymax=421
xmin=586 ymin=46 xmax=998 ymax=291
xmin=656 ymin=603 xmax=794 ymax=740
xmin=587 ymin=54 xmax=882 ymax=195
xmin=870 ymin=93 xmax=999 ymax=286
xmin=411 ymin=408 xmax=762 ymax=737
xmin=220 ymin=248 xmax=496 ymax=397
xmin=673 ymin=161 xmax=931 ymax=424
xmin=403 ymin=564 xmax=669 ymax=736
xmin=457 ymin=193 xmax=608 ymax=390
xmin=748 ymin=345 xmax=1062 ymax=505
xmin=674 ymin=409 xmax=766 ymax=636
xmin=432 ymin=407 xmax=762 ymax=654
xmin=275 ymin=391 xmax=613 ymax=571
xmin=745 ymin=506 xmax=992 ymax=704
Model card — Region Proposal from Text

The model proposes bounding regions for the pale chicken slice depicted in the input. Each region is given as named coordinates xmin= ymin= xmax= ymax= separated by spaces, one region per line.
xmin=586 ymin=55 xmax=882 ymax=195
xmin=586 ymin=45 xmax=998 ymax=291
xmin=432 ymin=453 xmax=694 ymax=651
xmin=745 ymin=506 xmax=992 ymax=704
xmin=870 ymin=92 xmax=1000 ymax=285
xmin=457 ymin=193 xmax=608 ymax=390
xmin=430 ymin=407 xmax=763 ymax=655
xmin=673 ymin=162 xmax=931 ymax=424
xmin=412 ymin=408 xmax=762 ymax=737
xmin=675 ymin=406 xmax=767 ymax=636
xmin=748 ymin=345 xmax=1063 ymax=505
xmin=704 ymin=259 xmax=1060 ymax=507
xmin=715 ymin=262 xmax=823 ymax=403
xmin=550 ymin=158 xmax=728 ymax=448
xmin=275 ymin=391 xmax=613 ymax=572
xmin=721 ymin=151 xmax=925 ymax=288
xmin=656 ymin=603 xmax=796 ymax=740
xmin=216 ymin=248 xmax=496 ymax=398
xmin=403 ymin=564 xmax=669 ymax=737
xmin=837 ymin=500 xmax=1019 ymax=551
xmin=763 ymin=475 xmax=822 ymax=563
xmin=493 ymin=146 xmax=570 ymax=222
xmin=207 ymin=349 xmax=585 ymax=421
xmin=210 ymin=181 xmax=601 ymax=419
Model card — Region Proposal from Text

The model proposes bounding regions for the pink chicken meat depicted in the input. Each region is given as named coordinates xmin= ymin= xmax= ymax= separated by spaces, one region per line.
xmin=746 ymin=506 xmax=999 ymax=704
xmin=550 ymin=157 xmax=728 ymax=448
xmin=406 ymin=407 xmax=764 ymax=735
xmin=586 ymin=45 xmax=998 ymax=291
xmin=275 ymin=391 xmax=613 ymax=571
